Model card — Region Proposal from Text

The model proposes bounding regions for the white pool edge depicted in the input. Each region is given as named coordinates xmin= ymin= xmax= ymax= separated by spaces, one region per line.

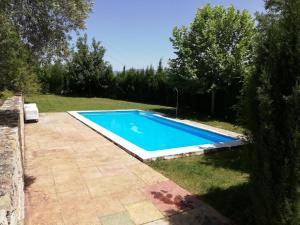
xmin=68 ymin=110 xmax=245 ymax=160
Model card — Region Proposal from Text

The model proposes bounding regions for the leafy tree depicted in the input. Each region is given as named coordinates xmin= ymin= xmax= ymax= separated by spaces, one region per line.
xmin=242 ymin=0 xmax=300 ymax=224
xmin=0 ymin=0 xmax=92 ymax=60
xmin=0 ymin=0 xmax=92 ymax=94
xmin=68 ymin=34 xmax=113 ymax=97
xmin=169 ymin=4 xmax=256 ymax=115
xmin=0 ymin=15 xmax=40 ymax=94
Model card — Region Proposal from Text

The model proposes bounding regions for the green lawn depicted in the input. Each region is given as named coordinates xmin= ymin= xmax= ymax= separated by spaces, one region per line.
xmin=26 ymin=94 xmax=250 ymax=224
xmin=25 ymin=94 xmax=243 ymax=133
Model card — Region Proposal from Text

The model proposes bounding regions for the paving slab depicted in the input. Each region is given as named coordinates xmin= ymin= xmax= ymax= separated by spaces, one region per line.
xmin=125 ymin=201 xmax=164 ymax=224
xmin=100 ymin=212 xmax=135 ymax=225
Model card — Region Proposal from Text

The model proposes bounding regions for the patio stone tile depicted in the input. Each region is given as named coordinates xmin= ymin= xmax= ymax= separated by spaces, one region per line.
xmin=76 ymin=158 xmax=97 ymax=168
xmin=80 ymin=166 xmax=103 ymax=179
xmin=112 ymin=189 xmax=146 ymax=205
xmin=60 ymin=198 xmax=104 ymax=225
xmin=143 ymin=219 xmax=170 ymax=225
xmin=25 ymin=176 xmax=57 ymax=195
xmin=86 ymin=173 xmax=145 ymax=197
xmin=131 ymin=168 xmax=168 ymax=185
xmin=87 ymin=183 xmax=114 ymax=197
xmin=26 ymin=201 xmax=62 ymax=224
xmin=73 ymin=151 xmax=99 ymax=159
xmin=53 ymin=169 xmax=83 ymax=184
xmin=95 ymin=196 xmax=125 ymax=217
xmin=26 ymin=212 xmax=64 ymax=225
xmin=26 ymin=161 xmax=50 ymax=169
xmin=51 ymin=162 xmax=78 ymax=173
xmin=97 ymin=163 xmax=128 ymax=176
xmin=100 ymin=212 xmax=134 ymax=225
xmin=56 ymin=189 xmax=91 ymax=203
xmin=125 ymin=201 xmax=164 ymax=224
xmin=49 ymin=155 xmax=74 ymax=163
xmin=55 ymin=180 xmax=86 ymax=193
xmin=143 ymin=180 xmax=202 ymax=216
xmin=26 ymin=190 xmax=58 ymax=206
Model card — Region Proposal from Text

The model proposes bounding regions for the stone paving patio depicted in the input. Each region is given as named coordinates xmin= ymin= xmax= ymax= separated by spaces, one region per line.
xmin=24 ymin=113 xmax=230 ymax=225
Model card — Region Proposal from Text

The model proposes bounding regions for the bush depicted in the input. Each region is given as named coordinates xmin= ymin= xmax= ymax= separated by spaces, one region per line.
xmin=0 ymin=89 xmax=13 ymax=100
xmin=242 ymin=1 xmax=300 ymax=224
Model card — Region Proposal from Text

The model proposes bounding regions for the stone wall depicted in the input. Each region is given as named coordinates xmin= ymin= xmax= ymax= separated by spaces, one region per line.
xmin=0 ymin=96 xmax=24 ymax=225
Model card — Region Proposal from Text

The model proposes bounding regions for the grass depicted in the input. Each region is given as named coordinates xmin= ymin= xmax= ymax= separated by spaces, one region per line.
xmin=25 ymin=94 xmax=243 ymax=133
xmin=25 ymin=94 xmax=172 ymax=112
xmin=147 ymin=147 xmax=253 ymax=225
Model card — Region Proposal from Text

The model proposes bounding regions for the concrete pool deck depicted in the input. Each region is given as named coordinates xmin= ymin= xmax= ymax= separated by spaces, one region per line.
xmin=25 ymin=113 xmax=230 ymax=225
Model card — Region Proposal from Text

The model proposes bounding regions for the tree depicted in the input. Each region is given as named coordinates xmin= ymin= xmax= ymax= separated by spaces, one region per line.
xmin=113 ymin=60 xmax=170 ymax=104
xmin=68 ymin=34 xmax=113 ymax=97
xmin=169 ymin=4 xmax=256 ymax=115
xmin=242 ymin=0 xmax=300 ymax=224
xmin=0 ymin=0 xmax=92 ymax=60
xmin=0 ymin=0 xmax=92 ymax=94
xmin=0 ymin=14 xmax=40 ymax=94
xmin=39 ymin=61 xmax=67 ymax=94
xmin=157 ymin=58 xmax=164 ymax=76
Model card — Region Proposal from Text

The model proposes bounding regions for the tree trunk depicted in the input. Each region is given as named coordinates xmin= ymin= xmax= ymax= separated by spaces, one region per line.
xmin=210 ymin=89 xmax=215 ymax=116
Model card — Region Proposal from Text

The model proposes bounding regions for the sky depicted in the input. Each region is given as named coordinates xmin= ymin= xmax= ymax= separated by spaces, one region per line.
xmin=72 ymin=0 xmax=265 ymax=71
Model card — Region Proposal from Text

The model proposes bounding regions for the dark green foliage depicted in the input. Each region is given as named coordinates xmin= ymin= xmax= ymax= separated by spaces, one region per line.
xmin=38 ymin=61 xmax=67 ymax=95
xmin=67 ymin=34 xmax=114 ymax=97
xmin=0 ymin=15 xmax=40 ymax=94
xmin=114 ymin=63 xmax=170 ymax=104
xmin=242 ymin=0 xmax=300 ymax=224
xmin=0 ymin=0 xmax=91 ymax=94
xmin=169 ymin=4 xmax=256 ymax=116
xmin=1 ymin=0 xmax=92 ymax=60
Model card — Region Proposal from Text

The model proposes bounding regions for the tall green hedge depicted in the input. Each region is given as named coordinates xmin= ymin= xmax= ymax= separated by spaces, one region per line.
xmin=243 ymin=1 xmax=300 ymax=224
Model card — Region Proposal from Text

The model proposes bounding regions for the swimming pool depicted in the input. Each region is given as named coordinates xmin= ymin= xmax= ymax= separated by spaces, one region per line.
xmin=69 ymin=110 xmax=243 ymax=160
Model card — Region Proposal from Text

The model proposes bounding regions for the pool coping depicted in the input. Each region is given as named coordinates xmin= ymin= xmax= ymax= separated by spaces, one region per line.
xmin=68 ymin=110 xmax=245 ymax=160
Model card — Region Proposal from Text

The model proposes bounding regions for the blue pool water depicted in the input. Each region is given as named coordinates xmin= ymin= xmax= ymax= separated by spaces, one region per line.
xmin=79 ymin=111 xmax=237 ymax=151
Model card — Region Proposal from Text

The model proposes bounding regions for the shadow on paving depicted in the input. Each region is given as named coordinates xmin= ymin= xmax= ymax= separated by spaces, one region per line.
xmin=24 ymin=174 xmax=36 ymax=190
xmin=149 ymin=188 xmax=232 ymax=225
xmin=148 ymin=182 xmax=253 ymax=225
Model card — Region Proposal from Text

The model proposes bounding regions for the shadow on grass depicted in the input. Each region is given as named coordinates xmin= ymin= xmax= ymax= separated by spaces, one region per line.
xmin=201 ymin=183 xmax=254 ymax=225
xmin=200 ymin=147 xmax=250 ymax=173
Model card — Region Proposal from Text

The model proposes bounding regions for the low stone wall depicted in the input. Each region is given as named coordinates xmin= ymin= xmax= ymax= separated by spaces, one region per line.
xmin=0 ymin=96 xmax=24 ymax=225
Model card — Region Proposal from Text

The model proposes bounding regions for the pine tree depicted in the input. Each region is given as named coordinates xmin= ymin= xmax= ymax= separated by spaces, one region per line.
xmin=243 ymin=1 xmax=300 ymax=224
